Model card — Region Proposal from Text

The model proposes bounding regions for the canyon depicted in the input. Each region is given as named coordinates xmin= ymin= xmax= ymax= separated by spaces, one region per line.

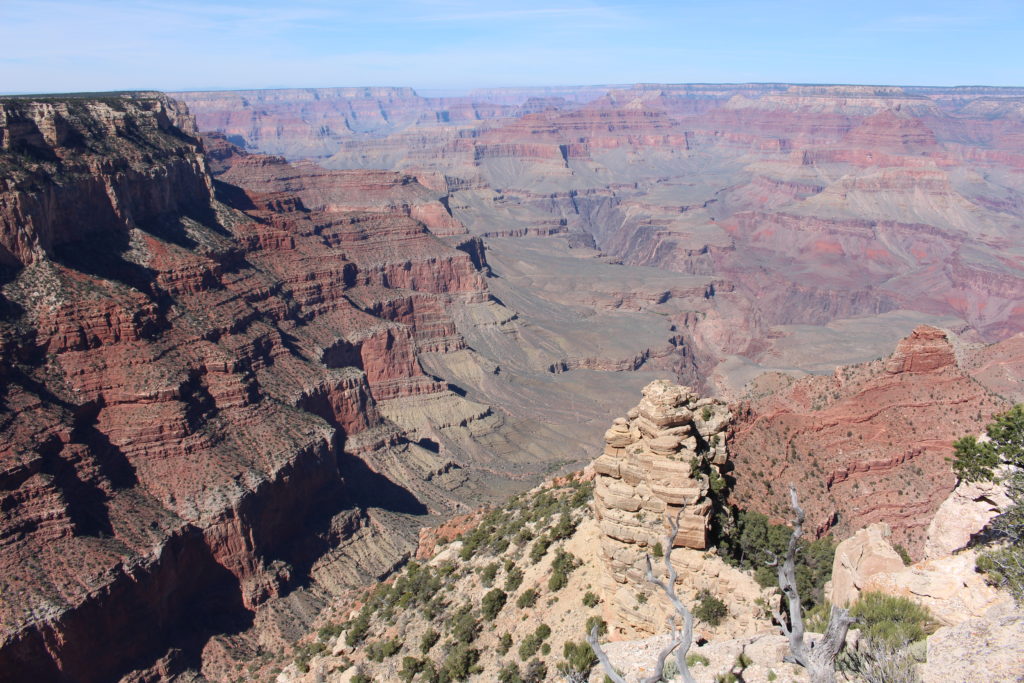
xmin=0 ymin=93 xmax=688 ymax=681
xmin=182 ymin=82 xmax=1024 ymax=550
xmin=0 ymin=82 xmax=1023 ymax=681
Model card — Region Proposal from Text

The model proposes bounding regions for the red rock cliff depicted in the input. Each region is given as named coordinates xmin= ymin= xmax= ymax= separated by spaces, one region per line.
xmin=727 ymin=325 xmax=1015 ymax=554
xmin=0 ymin=95 xmax=490 ymax=681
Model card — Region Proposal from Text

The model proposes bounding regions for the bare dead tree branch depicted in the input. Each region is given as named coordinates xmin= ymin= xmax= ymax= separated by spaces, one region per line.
xmin=586 ymin=624 xmax=626 ymax=683
xmin=775 ymin=485 xmax=857 ymax=683
xmin=639 ymin=617 xmax=680 ymax=683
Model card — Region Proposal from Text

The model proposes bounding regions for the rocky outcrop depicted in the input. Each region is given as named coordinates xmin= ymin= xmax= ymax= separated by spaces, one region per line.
xmin=885 ymin=326 xmax=958 ymax=374
xmin=593 ymin=380 xmax=729 ymax=551
xmin=0 ymin=94 xmax=210 ymax=267
xmin=920 ymin=603 xmax=1024 ymax=683
xmin=862 ymin=550 xmax=1008 ymax=627
xmin=827 ymin=523 xmax=907 ymax=607
xmin=924 ymin=478 xmax=1011 ymax=560
xmin=827 ymin=483 xmax=1012 ymax=627
xmin=593 ymin=380 xmax=770 ymax=639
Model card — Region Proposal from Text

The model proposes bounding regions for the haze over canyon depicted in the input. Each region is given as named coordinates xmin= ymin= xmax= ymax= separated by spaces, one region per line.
xmin=1 ymin=81 xmax=1023 ymax=681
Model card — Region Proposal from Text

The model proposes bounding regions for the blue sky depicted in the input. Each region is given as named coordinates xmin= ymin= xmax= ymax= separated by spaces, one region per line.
xmin=1 ymin=0 xmax=1022 ymax=93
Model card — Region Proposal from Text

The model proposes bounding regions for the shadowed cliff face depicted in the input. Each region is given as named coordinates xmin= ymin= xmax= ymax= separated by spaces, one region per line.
xmin=0 ymin=93 xmax=446 ymax=681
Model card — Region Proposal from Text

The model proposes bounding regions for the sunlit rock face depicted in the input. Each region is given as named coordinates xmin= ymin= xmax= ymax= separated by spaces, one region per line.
xmin=592 ymin=380 xmax=769 ymax=640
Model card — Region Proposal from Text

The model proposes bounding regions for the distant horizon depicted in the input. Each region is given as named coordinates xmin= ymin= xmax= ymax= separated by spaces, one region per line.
xmin=1 ymin=1 xmax=1021 ymax=94
xmin=4 ymin=80 xmax=1024 ymax=99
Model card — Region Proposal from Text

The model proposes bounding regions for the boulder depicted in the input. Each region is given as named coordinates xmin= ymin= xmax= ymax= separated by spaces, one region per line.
xmin=924 ymin=478 xmax=1010 ymax=560
xmin=921 ymin=603 xmax=1024 ymax=683
xmin=862 ymin=550 xmax=1009 ymax=626
xmin=827 ymin=523 xmax=906 ymax=607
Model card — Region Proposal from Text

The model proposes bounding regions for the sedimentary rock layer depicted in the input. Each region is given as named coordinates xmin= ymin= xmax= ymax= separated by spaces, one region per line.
xmin=592 ymin=380 xmax=769 ymax=639
xmin=728 ymin=326 xmax=1022 ymax=553
xmin=188 ymin=83 xmax=1024 ymax=389
xmin=0 ymin=93 xmax=479 ymax=681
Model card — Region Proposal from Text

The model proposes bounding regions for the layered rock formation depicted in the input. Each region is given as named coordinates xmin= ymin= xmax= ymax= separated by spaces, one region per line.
xmin=592 ymin=380 xmax=770 ymax=639
xmin=0 ymin=92 xmax=488 ymax=682
xmin=189 ymin=82 xmax=1024 ymax=394
xmin=175 ymin=86 xmax=608 ymax=160
xmin=729 ymin=326 xmax=1019 ymax=553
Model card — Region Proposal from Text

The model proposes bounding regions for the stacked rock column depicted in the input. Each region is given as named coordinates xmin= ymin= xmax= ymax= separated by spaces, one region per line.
xmin=592 ymin=379 xmax=733 ymax=637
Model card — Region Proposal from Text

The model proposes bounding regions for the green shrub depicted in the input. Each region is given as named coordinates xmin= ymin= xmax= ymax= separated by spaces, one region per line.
xmin=317 ymin=622 xmax=343 ymax=641
xmin=557 ymin=640 xmax=598 ymax=678
xmin=517 ymin=624 xmax=551 ymax=661
xmin=547 ymin=549 xmax=579 ymax=592
xmin=523 ymin=658 xmax=547 ymax=683
xmin=482 ymin=589 xmax=508 ymax=620
xmin=516 ymin=588 xmax=538 ymax=609
xmin=418 ymin=660 xmax=440 ymax=683
xmin=389 ymin=562 xmax=444 ymax=610
xmin=529 ymin=536 xmax=552 ymax=564
xmin=514 ymin=528 xmax=534 ymax=545
xmin=450 ymin=604 xmax=480 ymax=644
xmin=850 ymin=592 xmax=937 ymax=646
xmin=398 ymin=656 xmax=424 ymax=682
xmin=893 ymin=543 xmax=912 ymax=566
xmin=498 ymin=632 xmax=513 ymax=655
xmin=293 ymin=640 xmax=327 ymax=672
xmin=504 ymin=567 xmax=524 ymax=592
xmin=442 ymin=643 xmax=480 ymax=681
xmin=345 ymin=610 xmax=372 ymax=646
xmin=498 ymin=662 xmax=523 ymax=683
xmin=351 ymin=672 xmax=373 ymax=683
xmin=585 ymin=615 xmax=608 ymax=637
xmin=582 ymin=591 xmax=600 ymax=608
xmin=550 ymin=513 xmax=578 ymax=540
xmin=480 ymin=562 xmax=499 ymax=587
xmin=694 ymin=588 xmax=728 ymax=626
xmin=686 ymin=652 xmax=710 ymax=667
xmin=518 ymin=635 xmax=540 ymax=660
xmin=365 ymin=638 xmax=401 ymax=662
xmin=652 ymin=542 xmax=664 ymax=558
xmin=420 ymin=628 xmax=440 ymax=654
